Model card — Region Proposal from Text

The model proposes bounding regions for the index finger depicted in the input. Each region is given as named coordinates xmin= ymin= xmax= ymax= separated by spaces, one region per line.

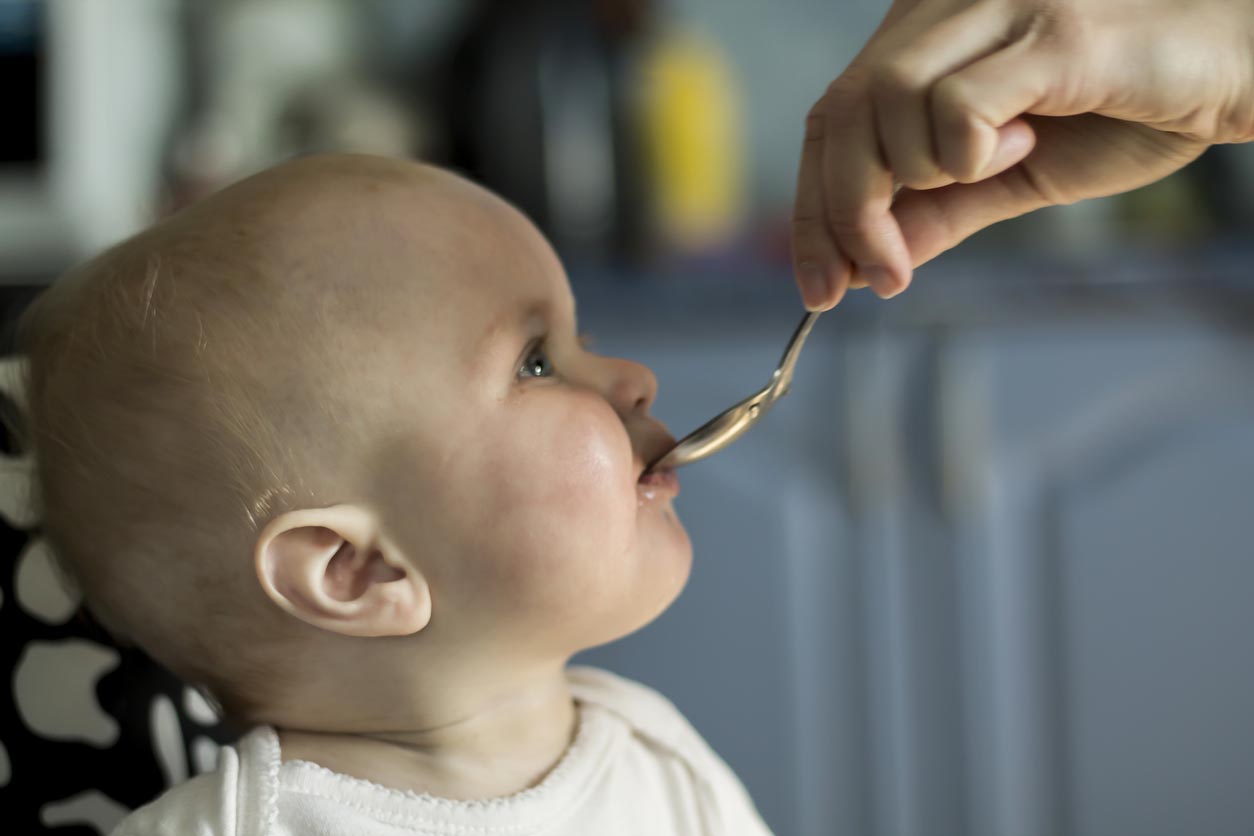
xmin=792 ymin=110 xmax=853 ymax=311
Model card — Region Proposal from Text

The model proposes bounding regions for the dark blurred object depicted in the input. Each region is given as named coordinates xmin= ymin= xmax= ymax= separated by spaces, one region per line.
xmin=593 ymin=0 xmax=653 ymax=36
xmin=436 ymin=0 xmax=655 ymax=265
xmin=1191 ymin=143 xmax=1254 ymax=237
xmin=0 ymin=0 xmax=44 ymax=167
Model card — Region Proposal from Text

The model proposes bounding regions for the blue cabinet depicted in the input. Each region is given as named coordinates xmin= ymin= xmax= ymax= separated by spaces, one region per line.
xmin=573 ymin=255 xmax=1254 ymax=836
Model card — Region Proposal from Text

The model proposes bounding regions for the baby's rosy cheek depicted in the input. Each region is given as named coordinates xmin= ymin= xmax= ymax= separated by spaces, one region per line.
xmin=544 ymin=403 xmax=630 ymax=499
xmin=505 ymin=407 xmax=631 ymax=540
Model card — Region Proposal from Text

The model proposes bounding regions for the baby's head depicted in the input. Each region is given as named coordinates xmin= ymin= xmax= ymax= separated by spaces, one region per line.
xmin=19 ymin=154 xmax=691 ymax=726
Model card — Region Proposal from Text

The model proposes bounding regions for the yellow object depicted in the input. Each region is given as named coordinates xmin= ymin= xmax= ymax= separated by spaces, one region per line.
xmin=636 ymin=28 xmax=745 ymax=252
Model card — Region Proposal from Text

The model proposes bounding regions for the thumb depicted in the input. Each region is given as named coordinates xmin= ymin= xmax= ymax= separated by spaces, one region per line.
xmin=894 ymin=114 xmax=1209 ymax=265
xmin=891 ymin=163 xmax=1052 ymax=266
xmin=892 ymin=122 xmax=1042 ymax=265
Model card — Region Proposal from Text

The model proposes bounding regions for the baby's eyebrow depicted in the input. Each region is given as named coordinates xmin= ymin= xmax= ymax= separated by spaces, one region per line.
xmin=475 ymin=299 xmax=551 ymax=360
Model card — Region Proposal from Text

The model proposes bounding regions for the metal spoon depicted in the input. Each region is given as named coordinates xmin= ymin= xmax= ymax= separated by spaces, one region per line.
xmin=647 ymin=310 xmax=821 ymax=472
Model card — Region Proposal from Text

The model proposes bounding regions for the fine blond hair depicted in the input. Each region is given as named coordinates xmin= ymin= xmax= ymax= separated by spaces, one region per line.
xmin=15 ymin=221 xmax=323 ymax=720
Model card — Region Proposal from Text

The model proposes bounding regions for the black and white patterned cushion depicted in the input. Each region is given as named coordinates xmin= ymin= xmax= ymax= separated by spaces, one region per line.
xmin=0 ymin=288 xmax=241 ymax=835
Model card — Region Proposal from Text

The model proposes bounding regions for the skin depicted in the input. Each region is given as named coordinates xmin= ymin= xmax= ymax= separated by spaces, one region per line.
xmin=189 ymin=155 xmax=693 ymax=799
xmin=792 ymin=0 xmax=1254 ymax=310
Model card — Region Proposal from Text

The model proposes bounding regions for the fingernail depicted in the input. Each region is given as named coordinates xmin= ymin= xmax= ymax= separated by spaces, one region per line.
xmin=799 ymin=261 xmax=830 ymax=309
xmin=860 ymin=266 xmax=894 ymax=299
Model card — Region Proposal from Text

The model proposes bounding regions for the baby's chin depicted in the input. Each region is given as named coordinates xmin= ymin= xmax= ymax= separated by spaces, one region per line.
xmin=589 ymin=490 xmax=690 ymax=631
xmin=636 ymin=501 xmax=693 ymax=597
xmin=581 ymin=566 xmax=690 ymax=650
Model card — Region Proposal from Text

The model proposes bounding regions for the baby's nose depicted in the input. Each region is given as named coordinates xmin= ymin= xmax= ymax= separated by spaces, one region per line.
xmin=603 ymin=357 xmax=658 ymax=417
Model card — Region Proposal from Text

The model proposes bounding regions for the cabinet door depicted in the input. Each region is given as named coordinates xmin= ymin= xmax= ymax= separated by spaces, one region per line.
xmin=943 ymin=323 xmax=1254 ymax=836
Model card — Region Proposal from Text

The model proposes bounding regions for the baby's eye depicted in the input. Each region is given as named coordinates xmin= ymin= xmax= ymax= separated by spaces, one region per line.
xmin=518 ymin=342 xmax=554 ymax=379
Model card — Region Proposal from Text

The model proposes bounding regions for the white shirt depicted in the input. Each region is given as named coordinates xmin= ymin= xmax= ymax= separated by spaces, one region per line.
xmin=110 ymin=665 xmax=775 ymax=835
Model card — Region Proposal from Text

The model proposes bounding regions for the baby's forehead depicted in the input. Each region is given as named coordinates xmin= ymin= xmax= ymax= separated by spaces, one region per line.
xmin=145 ymin=158 xmax=573 ymax=376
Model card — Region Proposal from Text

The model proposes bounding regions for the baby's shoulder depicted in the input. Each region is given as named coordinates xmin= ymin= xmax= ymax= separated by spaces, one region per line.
xmin=109 ymin=770 xmax=236 ymax=836
xmin=566 ymin=665 xmax=684 ymax=722
xmin=109 ymin=736 xmax=253 ymax=836
xmin=565 ymin=665 xmax=717 ymax=765
xmin=565 ymin=665 xmax=770 ymax=832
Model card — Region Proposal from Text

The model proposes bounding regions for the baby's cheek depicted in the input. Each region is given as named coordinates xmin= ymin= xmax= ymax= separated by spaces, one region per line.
xmin=478 ymin=397 xmax=633 ymax=582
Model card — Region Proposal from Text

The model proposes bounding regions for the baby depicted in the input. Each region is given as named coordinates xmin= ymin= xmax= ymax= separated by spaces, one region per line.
xmin=19 ymin=154 xmax=772 ymax=834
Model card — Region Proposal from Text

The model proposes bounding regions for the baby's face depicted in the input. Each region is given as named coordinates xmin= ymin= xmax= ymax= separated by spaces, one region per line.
xmin=317 ymin=165 xmax=692 ymax=658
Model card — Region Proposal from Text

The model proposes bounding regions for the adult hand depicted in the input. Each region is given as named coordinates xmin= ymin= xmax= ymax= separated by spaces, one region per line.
xmin=792 ymin=0 xmax=1254 ymax=310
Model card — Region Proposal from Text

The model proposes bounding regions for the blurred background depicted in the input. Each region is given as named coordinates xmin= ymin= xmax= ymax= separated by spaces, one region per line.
xmin=3 ymin=1 xmax=1254 ymax=835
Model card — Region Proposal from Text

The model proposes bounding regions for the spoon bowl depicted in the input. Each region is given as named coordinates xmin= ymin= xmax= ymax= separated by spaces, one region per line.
xmin=647 ymin=310 xmax=821 ymax=472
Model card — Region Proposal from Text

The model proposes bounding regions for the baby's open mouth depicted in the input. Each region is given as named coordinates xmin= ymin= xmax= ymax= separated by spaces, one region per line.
xmin=635 ymin=425 xmax=680 ymax=496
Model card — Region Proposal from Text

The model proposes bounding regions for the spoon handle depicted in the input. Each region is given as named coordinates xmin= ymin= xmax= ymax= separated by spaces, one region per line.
xmin=771 ymin=311 xmax=821 ymax=397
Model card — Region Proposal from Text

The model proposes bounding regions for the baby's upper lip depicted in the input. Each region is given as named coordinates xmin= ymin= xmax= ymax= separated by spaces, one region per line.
xmin=635 ymin=423 xmax=678 ymax=480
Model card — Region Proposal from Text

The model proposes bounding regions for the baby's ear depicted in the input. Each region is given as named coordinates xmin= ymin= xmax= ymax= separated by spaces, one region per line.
xmin=254 ymin=504 xmax=430 ymax=638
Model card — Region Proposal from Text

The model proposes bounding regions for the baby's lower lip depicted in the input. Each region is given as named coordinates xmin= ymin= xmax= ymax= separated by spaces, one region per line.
xmin=637 ymin=468 xmax=680 ymax=499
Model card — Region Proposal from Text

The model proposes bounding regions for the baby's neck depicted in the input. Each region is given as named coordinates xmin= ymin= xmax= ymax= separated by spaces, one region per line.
xmin=274 ymin=667 xmax=579 ymax=801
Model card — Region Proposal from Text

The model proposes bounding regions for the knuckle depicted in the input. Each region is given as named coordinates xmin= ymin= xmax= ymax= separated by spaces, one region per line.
xmin=871 ymin=58 xmax=924 ymax=101
xmin=1022 ymin=0 xmax=1090 ymax=50
xmin=931 ymin=75 xmax=973 ymax=119
xmin=824 ymin=204 xmax=880 ymax=240
xmin=821 ymin=71 xmax=867 ymax=118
